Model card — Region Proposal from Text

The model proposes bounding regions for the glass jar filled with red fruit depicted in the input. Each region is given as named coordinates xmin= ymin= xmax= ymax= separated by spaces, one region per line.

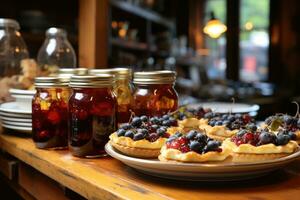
xmin=133 ymin=71 xmax=178 ymax=117
xmin=89 ymin=68 xmax=133 ymax=124
xmin=69 ymin=75 xmax=117 ymax=157
xmin=32 ymin=77 xmax=70 ymax=149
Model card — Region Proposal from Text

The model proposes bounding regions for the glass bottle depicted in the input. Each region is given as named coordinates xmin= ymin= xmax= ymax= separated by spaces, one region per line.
xmin=37 ymin=27 xmax=76 ymax=75
xmin=69 ymin=75 xmax=117 ymax=157
xmin=0 ymin=18 xmax=29 ymax=77
xmin=89 ymin=68 xmax=134 ymax=124
xmin=32 ymin=77 xmax=70 ymax=149
xmin=133 ymin=70 xmax=178 ymax=116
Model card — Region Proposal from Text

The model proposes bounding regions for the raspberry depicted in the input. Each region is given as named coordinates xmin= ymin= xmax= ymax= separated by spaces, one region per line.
xmin=47 ymin=111 xmax=60 ymax=124
xmin=180 ymin=145 xmax=190 ymax=153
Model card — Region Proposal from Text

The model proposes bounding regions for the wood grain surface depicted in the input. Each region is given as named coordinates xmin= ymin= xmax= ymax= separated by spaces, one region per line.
xmin=0 ymin=133 xmax=300 ymax=200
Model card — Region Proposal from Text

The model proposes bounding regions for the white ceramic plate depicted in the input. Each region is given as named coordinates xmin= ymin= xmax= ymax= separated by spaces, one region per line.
xmin=2 ymin=121 xmax=32 ymax=127
xmin=189 ymin=102 xmax=259 ymax=114
xmin=0 ymin=111 xmax=31 ymax=118
xmin=0 ymin=102 xmax=31 ymax=114
xmin=0 ymin=116 xmax=31 ymax=122
xmin=1 ymin=123 xmax=32 ymax=133
xmin=105 ymin=143 xmax=300 ymax=181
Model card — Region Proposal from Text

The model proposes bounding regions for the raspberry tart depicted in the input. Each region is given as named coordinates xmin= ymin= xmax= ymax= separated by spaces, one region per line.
xmin=159 ymin=130 xmax=231 ymax=163
xmin=223 ymin=128 xmax=299 ymax=163
xmin=109 ymin=115 xmax=176 ymax=158
xmin=199 ymin=112 xmax=255 ymax=141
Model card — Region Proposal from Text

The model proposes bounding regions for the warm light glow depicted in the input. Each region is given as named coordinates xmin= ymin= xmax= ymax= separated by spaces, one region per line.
xmin=245 ymin=21 xmax=253 ymax=31
xmin=111 ymin=21 xmax=118 ymax=29
xmin=203 ymin=19 xmax=227 ymax=39
xmin=118 ymin=29 xmax=127 ymax=38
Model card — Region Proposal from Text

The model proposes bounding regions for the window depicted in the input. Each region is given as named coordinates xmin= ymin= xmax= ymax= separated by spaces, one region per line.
xmin=204 ymin=0 xmax=226 ymax=79
xmin=239 ymin=0 xmax=270 ymax=82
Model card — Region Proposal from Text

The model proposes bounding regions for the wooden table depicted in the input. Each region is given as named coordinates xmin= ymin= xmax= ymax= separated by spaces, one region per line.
xmin=0 ymin=133 xmax=300 ymax=200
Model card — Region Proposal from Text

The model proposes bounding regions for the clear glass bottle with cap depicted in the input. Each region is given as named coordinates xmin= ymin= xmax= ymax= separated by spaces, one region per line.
xmin=89 ymin=68 xmax=133 ymax=124
xmin=32 ymin=77 xmax=70 ymax=149
xmin=133 ymin=70 xmax=178 ymax=116
xmin=69 ymin=75 xmax=117 ymax=157
xmin=0 ymin=18 xmax=29 ymax=77
xmin=37 ymin=27 xmax=76 ymax=75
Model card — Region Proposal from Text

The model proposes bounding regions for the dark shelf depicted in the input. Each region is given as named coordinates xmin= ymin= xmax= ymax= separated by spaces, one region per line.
xmin=111 ymin=38 xmax=148 ymax=51
xmin=110 ymin=0 xmax=174 ymax=29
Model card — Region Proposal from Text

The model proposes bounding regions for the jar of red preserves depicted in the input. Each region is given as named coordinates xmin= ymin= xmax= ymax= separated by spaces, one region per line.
xmin=89 ymin=68 xmax=133 ymax=124
xmin=69 ymin=75 xmax=117 ymax=157
xmin=32 ymin=77 xmax=70 ymax=149
xmin=133 ymin=71 xmax=178 ymax=116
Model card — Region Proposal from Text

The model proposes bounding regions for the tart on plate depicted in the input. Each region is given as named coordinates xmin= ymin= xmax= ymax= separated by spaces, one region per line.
xmin=223 ymin=128 xmax=299 ymax=163
xmin=159 ymin=130 xmax=231 ymax=163
xmin=109 ymin=115 xmax=176 ymax=158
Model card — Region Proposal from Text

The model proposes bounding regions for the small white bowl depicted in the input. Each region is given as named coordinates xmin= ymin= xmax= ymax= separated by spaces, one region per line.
xmin=9 ymin=88 xmax=36 ymax=108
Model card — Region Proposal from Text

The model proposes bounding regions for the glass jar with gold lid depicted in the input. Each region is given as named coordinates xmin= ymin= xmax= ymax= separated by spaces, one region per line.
xmin=32 ymin=77 xmax=70 ymax=149
xmin=89 ymin=68 xmax=133 ymax=124
xmin=68 ymin=75 xmax=117 ymax=157
xmin=133 ymin=70 xmax=178 ymax=117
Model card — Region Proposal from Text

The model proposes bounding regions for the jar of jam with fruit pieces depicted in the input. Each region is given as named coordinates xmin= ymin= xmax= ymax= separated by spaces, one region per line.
xmin=133 ymin=71 xmax=178 ymax=116
xmin=89 ymin=68 xmax=133 ymax=124
xmin=69 ymin=75 xmax=117 ymax=157
xmin=32 ymin=77 xmax=70 ymax=149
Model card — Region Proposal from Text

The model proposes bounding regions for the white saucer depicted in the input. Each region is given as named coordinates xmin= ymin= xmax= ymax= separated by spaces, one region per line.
xmin=0 ymin=116 xmax=31 ymax=122
xmin=9 ymin=88 xmax=36 ymax=96
xmin=189 ymin=102 xmax=259 ymax=114
xmin=0 ymin=102 xmax=31 ymax=114
xmin=2 ymin=121 xmax=32 ymax=127
xmin=2 ymin=123 xmax=32 ymax=133
xmin=0 ymin=111 xmax=31 ymax=118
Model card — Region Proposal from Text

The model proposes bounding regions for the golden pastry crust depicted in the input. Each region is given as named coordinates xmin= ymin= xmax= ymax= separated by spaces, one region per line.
xmin=231 ymin=152 xmax=289 ymax=163
xmin=110 ymin=141 xmax=160 ymax=158
xmin=158 ymin=145 xmax=231 ymax=163
xmin=199 ymin=121 xmax=238 ymax=141
xmin=178 ymin=118 xmax=202 ymax=132
xmin=109 ymin=133 xmax=166 ymax=149
xmin=167 ymin=126 xmax=184 ymax=135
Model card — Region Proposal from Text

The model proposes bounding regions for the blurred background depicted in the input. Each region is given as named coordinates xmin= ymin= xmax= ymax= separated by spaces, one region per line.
xmin=0 ymin=0 xmax=300 ymax=119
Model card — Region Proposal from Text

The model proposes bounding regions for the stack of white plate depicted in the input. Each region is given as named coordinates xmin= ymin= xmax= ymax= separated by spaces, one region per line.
xmin=0 ymin=101 xmax=32 ymax=133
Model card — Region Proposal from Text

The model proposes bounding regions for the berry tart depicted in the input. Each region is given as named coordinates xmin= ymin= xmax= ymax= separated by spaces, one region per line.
xmin=223 ymin=128 xmax=299 ymax=163
xmin=109 ymin=115 xmax=176 ymax=158
xmin=199 ymin=112 xmax=255 ymax=141
xmin=264 ymin=114 xmax=300 ymax=144
xmin=172 ymin=107 xmax=212 ymax=132
xmin=159 ymin=130 xmax=231 ymax=163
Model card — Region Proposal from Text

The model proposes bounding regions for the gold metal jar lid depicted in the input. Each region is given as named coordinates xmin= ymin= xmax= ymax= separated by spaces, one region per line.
xmin=58 ymin=68 xmax=89 ymax=77
xmin=89 ymin=68 xmax=132 ymax=80
xmin=133 ymin=70 xmax=176 ymax=84
xmin=34 ymin=77 xmax=69 ymax=88
xmin=69 ymin=75 xmax=115 ymax=88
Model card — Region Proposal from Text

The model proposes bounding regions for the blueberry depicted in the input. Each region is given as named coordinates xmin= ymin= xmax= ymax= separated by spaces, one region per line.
xmin=167 ymin=136 xmax=176 ymax=143
xmin=156 ymin=127 xmax=166 ymax=136
xmin=283 ymin=115 xmax=293 ymax=125
xmin=133 ymin=132 xmax=145 ymax=141
xmin=195 ymin=133 xmax=207 ymax=142
xmin=151 ymin=124 xmax=159 ymax=130
xmin=222 ymin=120 xmax=230 ymax=126
xmin=258 ymin=132 xmax=274 ymax=144
xmin=186 ymin=130 xmax=198 ymax=140
xmin=117 ymin=129 xmax=126 ymax=137
xmin=276 ymin=134 xmax=290 ymax=145
xmin=150 ymin=117 xmax=160 ymax=124
xmin=231 ymin=123 xmax=240 ymax=130
xmin=237 ymin=129 xmax=247 ymax=137
xmin=169 ymin=117 xmax=177 ymax=126
xmin=148 ymin=133 xmax=160 ymax=142
xmin=208 ymin=120 xmax=216 ymax=126
xmin=228 ymin=115 xmax=235 ymax=122
xmin=162 ymin=115 xmax=169 ymax=120
xmin=288 ymin=132 xmax=297 ymax=140
xmin=215 ymin=121 xmax=223 ymax=126
xmin=131 ymin=117 xmax=142 ymax=127
xmin=205 ymin=140 xmax=221 ymax=151
xmin=162 ymin=120 xmax=171 ymax=126
xmin=174 ymin=132 xmax=183 ymax=137
xmin=204 ymin=112 xmax=213 ymax=119
xmin=246 ymin=123 xmax=257 ymax=132
xmin=221 ymin=114 xmax=228 ymax=120
xmin=138 ymin=128 xmax=148 ymax=135
xmin=189 ymin=141 xmax=203 ymax=152
xmin=120 ymin=123 xmax=132 ymax=130
xmin=124 ymin=130 xmax=134 ymax=138
xmin=140 ymin=115 xmax=148 ymax=122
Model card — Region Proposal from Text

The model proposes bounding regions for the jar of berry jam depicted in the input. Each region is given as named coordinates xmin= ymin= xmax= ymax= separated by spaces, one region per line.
xmin=69 ymin=75 xmax=117 ymax=157
xmin=133 ymin=71 xmax=178 ymax=116
xmin=32 ymin=77 xmax=70 ymax=149
xmin=89 ymin=68 xmax=133 ymax=124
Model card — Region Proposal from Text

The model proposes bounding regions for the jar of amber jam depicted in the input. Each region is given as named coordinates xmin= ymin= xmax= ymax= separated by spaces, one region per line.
xmin=69 ymin=75 xmax=117 ymax=157
xmin=89 ymin=68 xmax=133 ymax=124
xmin=32 ymin=77 xmax=70 ymax=149
xmin=133 ymin=71 xmax=178 ymax=116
